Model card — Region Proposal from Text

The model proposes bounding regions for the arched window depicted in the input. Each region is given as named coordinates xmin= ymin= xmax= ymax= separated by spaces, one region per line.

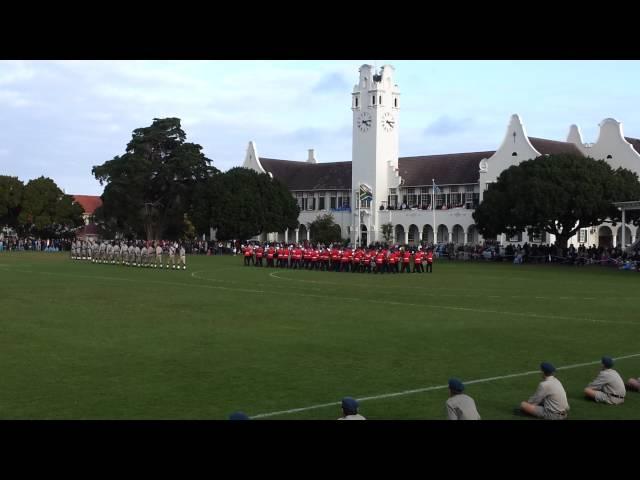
xmin=512 ymin=152 xmax=518 ymax=156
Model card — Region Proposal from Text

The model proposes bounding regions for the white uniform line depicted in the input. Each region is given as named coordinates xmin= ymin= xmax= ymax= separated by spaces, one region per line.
xmin=249 ymin=352 xmax=640 ymax=419
xmin=4 ymin=267 xmax=637 ymax=326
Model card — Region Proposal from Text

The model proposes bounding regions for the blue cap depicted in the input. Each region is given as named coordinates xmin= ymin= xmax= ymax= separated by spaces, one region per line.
xmin=448 ymin=378 xmax=465 ymax=393
xmin=228 ymin=411 xmax=250 ymax=420
xmin=540 ymin=362 xmax=556 ymax=375
xmin=341 ymin=397 xmax=359 ymax=414
xmin=602 ymin=356 xmax=614 ymax=368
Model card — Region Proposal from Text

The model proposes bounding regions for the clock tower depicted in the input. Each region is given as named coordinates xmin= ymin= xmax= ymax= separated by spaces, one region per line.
xmin=351 ymin=64 xmax=401 ymax=245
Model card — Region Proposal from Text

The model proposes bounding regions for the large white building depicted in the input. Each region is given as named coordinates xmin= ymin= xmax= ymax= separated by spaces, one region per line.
xmin=243 ymin=64 xmax=640 ymax=248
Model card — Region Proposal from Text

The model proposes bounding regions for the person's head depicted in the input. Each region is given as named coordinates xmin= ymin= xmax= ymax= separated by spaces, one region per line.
xmin=341 ymin=397 xmax=359 ymax=417
xmin=228 ymin=411 xmax=250 ymax=420
xmin=448 ymin=378 xmax=465 ymax=397
xmin=601 ymin=356 xmax=614 ymax=370
xmin=540 ymin=362 xmax=556 ymax=377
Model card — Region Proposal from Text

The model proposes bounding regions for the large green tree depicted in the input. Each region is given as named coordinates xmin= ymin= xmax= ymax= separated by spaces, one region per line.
xmin=0 ymin=175 xmax=24 ymax=228
xmin=473 ymin=154 xmax=640 ymax=247
xmin=308 ymin=213 xmax=342 ymax=244
xmin=17 ymin=176 xmax=84 ymax=236
xmin=191 ymin=167 xmax=299 ymax=241
xmin=92 ymin=118 xmax=217 ymax=240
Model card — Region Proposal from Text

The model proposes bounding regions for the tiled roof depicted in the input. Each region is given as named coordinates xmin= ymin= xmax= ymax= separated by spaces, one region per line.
xmin=625 ymin=137 xmax=640 ymax=155
xmin=258 ymin=137 xmax=586 ymax=191
xmin=398 ymin=152 xmax=494 ymax=186
xmin=72 ymin=195 xmax=102 ymax=215
xmin=528 ymin=137 xmax=584 ymax=156
xmin=259 ymin=158 xmax=351 ymax=190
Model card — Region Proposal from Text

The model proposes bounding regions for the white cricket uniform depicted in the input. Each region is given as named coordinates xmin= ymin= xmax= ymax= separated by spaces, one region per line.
xmin=179 ymin=246 xmax=186 ymax=269
xmin=169 ymin=245 xmax=176 ymax=267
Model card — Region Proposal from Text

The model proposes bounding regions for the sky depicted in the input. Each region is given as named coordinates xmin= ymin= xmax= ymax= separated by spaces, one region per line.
xmin=1 ymin=60 xmax=640 ymax=196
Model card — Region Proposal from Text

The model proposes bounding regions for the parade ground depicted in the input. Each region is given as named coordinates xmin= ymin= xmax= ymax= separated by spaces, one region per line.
xmin=1 ymin=252 xmax=639 ymax=420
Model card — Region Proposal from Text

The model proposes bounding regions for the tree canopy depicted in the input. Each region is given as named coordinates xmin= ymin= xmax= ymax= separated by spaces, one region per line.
xmin=15 ymin=176 xmax=83 ymax=237
xmin=473 ymin=154 xmax=640 ymax=247
xmin=0 ymin=175 xmax=24 ymax=228
xmin=92 ymin=118 xmax=218 ymax=240
xmin=192 ymin=167 xmax=299 ymax=241
xmin=308 ymin=213 xmax=342 ymax=244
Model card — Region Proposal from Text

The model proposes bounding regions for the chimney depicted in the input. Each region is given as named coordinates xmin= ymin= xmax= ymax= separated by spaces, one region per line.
xmin=307 ymin=149 xmax=316 ymax=164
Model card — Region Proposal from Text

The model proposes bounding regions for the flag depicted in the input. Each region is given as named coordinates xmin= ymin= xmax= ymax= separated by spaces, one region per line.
xmin=359 ymin=183 xmax=373 ymax=202
xmin=434 ymin=184 xmax=441 ymax=194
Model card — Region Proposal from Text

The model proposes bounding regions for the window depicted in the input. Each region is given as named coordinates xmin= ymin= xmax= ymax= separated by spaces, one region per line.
xmin=355 ymin=96 xmax=359 ymax=108
xmin=579 ymin=228 xmax=587 ymax=243
xmin=449 ymin=186 xmax=462 ymax=207
xmin=407 ymin=187 xmax=417 ymax=207
xmin=302 ymin=197 xmax=308 ymax=210
xmin=388 ymin=188 xmax=398 ymax=208
xmin=512 ymin=152 xmax=518 ymax=156
xmin=606 ymin=155 xmax=612 ymax=159
xmin=360 ymin=199 xmax=371 ymax=208
xmin=436 ymin=193 xmax=444 ymax=207
xmin=531 ymin=231 xmax=543 ymax=243
xmin=394 ymin=98 xmax=398 ymax=108
xmin=330 ymin=194 xmax=337 ymax=209
xmin=379 ymin=95 xmax=382 ymax=105
xmin=319 ymin=196 xmax=325 ymax=210
xmin=509 ymin=232 xmax=522 ymax=242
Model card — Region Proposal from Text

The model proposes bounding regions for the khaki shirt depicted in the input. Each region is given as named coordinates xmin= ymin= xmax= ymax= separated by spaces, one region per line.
xmin=338 ymin=414 xmax=366 ymax=420
xmin=588 ymin=369 xmax=626 ymax=399
xmin=446 ymin=393 xmax=481 ymax=420
xmin=528 ymin=376 xmax=570 ymax=415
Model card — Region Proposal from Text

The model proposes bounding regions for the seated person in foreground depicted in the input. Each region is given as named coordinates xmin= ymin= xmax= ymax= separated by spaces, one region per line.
xmin=517 ymin=362 xmax=569 ymax=420
xmin=584 ymin=356 xmax=626 ymax=405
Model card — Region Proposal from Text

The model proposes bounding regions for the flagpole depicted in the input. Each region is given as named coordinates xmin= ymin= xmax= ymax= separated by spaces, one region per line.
xmin=432 ymin=178 xmax=436 ymax=245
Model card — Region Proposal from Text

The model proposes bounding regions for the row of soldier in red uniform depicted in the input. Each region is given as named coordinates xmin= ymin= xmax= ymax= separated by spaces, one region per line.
xmin=242 ymin=244 xmax=434 ymax=273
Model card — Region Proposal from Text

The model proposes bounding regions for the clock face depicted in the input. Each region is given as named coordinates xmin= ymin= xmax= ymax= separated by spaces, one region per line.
xmin=357 ymin=111 xmax=372 ymax=132
xmin=381 ymin=112 xmax=395 ymax=132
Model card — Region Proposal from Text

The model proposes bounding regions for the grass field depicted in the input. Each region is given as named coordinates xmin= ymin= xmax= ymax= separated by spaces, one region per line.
xmin=1 ymin=251 xmax=639 ymax=420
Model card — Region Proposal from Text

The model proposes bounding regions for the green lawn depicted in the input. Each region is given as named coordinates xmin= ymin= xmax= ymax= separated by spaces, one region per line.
xmin=1 ymin=252 xmax=639 ymax=420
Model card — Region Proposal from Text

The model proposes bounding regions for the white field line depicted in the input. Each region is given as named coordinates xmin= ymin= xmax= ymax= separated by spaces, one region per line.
xmin=4 ymin=267 xmax=637 ymax=326
xmin=249 ymin=352 xmax=640 ymax=419
xmin=191 ymin=270 xmax=323 ymax=292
